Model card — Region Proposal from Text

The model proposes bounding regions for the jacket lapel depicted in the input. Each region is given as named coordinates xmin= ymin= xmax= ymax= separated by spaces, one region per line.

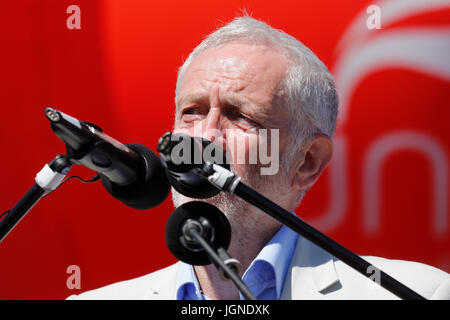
xmin=281 ymin=235 xmax=340 ymax=299
xmin=147 ymin=237 xmax=341 ymax=300
xmin=143 ymin=262 xmax=181 ymax=300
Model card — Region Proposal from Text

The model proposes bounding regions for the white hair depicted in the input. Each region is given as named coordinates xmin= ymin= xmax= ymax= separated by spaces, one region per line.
xmin=175 ymin=16 xmax=339 ymax=202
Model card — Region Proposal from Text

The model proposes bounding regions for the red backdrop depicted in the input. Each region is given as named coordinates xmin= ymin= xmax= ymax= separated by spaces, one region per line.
xmin=0 ymin=0 xmax=448 ymax=299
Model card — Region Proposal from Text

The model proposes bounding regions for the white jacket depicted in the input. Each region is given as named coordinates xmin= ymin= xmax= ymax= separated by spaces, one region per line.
xmin=67 ymin=235 xmax=450 ymax=300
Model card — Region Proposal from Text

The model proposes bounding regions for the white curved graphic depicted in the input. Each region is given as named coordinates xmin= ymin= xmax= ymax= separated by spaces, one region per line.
xmin=336 ymin=0 xmax=450 ymax=52
xmin=362 ymin=131 xmax=448 ymax=237
xmin=320 ymin=0 xmax=450 ymax=236
xmin=334 ymin=28 xmax=450 ymax=124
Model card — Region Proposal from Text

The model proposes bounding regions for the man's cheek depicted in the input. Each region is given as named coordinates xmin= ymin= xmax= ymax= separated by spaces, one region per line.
xmin=173 ymin=127 xmax=192 ymax=136
xmin=225 ymin=131 xmax=259 ymax=166
xmin=258 ymin=129 xmax=280 ymax=176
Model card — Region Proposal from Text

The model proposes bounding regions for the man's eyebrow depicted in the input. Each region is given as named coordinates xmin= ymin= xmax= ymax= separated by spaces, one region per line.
xmin=176 ymin=93 xmax=208 ymax=107
xmin=176 ymin=93 xmax=250 ymax=110
xmin=224 ymin=96 xmax=248 ymax=109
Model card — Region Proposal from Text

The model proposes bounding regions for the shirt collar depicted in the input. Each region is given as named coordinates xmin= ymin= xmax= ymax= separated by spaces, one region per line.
xmin=177 ymin=261 xmax=205 ymax=300
xmin=243 ymin=224 xmax=298 ymax=299
xmin=176 ymin=224 xmax=298 ymax=300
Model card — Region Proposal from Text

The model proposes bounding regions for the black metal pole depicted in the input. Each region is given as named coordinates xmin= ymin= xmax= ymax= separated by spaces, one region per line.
xmin=0 ymin=154 xmax=71 ymax=244
xmin=187 ymin=228 xmax=257 ymax=300
xmin=233 ymin=181 xmax=426 ymax=300
xmin=0 ymin=183 xmax=46 ymax=243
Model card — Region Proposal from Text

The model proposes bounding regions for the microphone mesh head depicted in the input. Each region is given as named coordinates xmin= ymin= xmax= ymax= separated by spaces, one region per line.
xmin=100 ymin=143 xmax=170 ymax=210
xmin=165 ymin=201 xmax=231 ymax=265
xmin=159 ymin=132 xmax=230 ymax=199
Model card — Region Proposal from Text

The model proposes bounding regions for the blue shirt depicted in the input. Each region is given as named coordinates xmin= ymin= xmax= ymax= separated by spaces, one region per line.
xmin=176 ymin=224 xmax=298 ymax=300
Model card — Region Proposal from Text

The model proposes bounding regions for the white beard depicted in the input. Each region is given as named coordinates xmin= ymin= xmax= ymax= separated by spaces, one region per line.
xmin=171 ymin=161 xmax=291 ymax=241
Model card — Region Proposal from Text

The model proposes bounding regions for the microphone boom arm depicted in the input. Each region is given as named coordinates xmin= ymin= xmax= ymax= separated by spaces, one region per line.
xmin=203 ymin=163 xmax=426 ymax=300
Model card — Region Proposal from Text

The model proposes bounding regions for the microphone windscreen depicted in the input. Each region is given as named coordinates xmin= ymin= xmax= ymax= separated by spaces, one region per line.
xmin=100 ymin=143 xmax=170 ymax=210
xmin=165 ymin=201 xmax=231 ymax=265
xmin=160 ymin=133 xmax=230 ymax=199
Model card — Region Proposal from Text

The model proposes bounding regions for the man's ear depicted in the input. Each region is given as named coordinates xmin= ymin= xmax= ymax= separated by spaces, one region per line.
xmin=292 ymin=134 xmax=333 ymax=191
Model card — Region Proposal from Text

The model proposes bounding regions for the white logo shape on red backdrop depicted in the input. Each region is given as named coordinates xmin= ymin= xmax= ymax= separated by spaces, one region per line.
xmin=310 ymin=0 xmax=450 ymax=237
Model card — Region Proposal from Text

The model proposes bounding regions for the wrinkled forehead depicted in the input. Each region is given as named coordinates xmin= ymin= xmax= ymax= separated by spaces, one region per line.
xmin=177 ymin=43 xmax=289 ymax=107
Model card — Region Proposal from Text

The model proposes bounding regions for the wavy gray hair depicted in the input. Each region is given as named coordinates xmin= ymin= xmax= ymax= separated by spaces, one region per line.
xmin=175 ymin=16 xmax=338 ymax=202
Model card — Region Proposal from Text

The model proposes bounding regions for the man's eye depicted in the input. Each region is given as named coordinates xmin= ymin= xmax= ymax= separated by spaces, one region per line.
xmin=234 ymin=114 xmax=261 ymax=130
xmin=181 ymin=108 xmax=204 ymax=122
xmin=223 ymin=108 xmax=260 ymax=130
xmin=182 ymin=108 xmax=198 ymax=115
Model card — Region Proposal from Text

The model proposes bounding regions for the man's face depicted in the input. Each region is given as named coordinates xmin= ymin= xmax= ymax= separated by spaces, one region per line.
xmin=172 ymin=42 xmax=292 ymax=227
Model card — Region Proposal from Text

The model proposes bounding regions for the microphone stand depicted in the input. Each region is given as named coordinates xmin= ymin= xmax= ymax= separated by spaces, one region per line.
xmin=203 ymin=163 xmax=426 ymax=300
xmin=0 ymin=154 xmax=71 ymax=244
xmin=182 ymin=219 xmax=257 ymax=300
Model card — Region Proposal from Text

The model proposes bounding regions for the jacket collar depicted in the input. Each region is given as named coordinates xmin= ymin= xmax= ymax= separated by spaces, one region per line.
xmin=150 ymin=235 xmax=340 ymax=300
xmin=281 ymin=235 xmax=340 ymax=299
xmin=145 ymin=262 xmax=181 ymax=300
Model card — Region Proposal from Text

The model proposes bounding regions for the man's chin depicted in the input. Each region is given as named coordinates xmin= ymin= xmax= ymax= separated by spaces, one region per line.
xmin=171 ymin=187 xmax=246 ymax=219
xmin=170 ymin=162 xmax=290 ymax=234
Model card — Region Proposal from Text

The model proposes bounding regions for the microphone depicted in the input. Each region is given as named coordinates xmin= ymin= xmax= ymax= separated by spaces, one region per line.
xmin=166 ymin=201 xmax=256 ymax=299
xmin=165 ymin=201 xmax=232 ymax=266
xmin=45 ymin=107 xmax=170 ymax=209
xmin=157 ymin=132 xmax=229 ymax=199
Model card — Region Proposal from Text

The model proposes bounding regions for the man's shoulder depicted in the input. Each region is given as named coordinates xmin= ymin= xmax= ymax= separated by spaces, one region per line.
xmin=66 ymin=262 xmax=181 ymax=300
xmin=332 ymin=255 xmax=450 ymax=299
xmin=285 ymin=236 xmax=449 ymax=299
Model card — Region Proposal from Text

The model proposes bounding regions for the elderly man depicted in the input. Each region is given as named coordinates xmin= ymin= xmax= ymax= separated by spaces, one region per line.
xmin=68 ymin=16 xmax=449 ymax=300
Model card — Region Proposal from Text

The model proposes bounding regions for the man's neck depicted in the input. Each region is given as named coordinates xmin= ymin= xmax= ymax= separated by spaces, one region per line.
xmin=194 ymin=220 xmax=281 ymax=300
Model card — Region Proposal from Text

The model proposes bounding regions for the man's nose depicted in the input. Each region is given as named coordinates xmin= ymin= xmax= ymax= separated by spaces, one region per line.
xmin=202 ymin=107 xmax=221 ymax=141
xmin=199 ymin=107 xmax=226 ymax=150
